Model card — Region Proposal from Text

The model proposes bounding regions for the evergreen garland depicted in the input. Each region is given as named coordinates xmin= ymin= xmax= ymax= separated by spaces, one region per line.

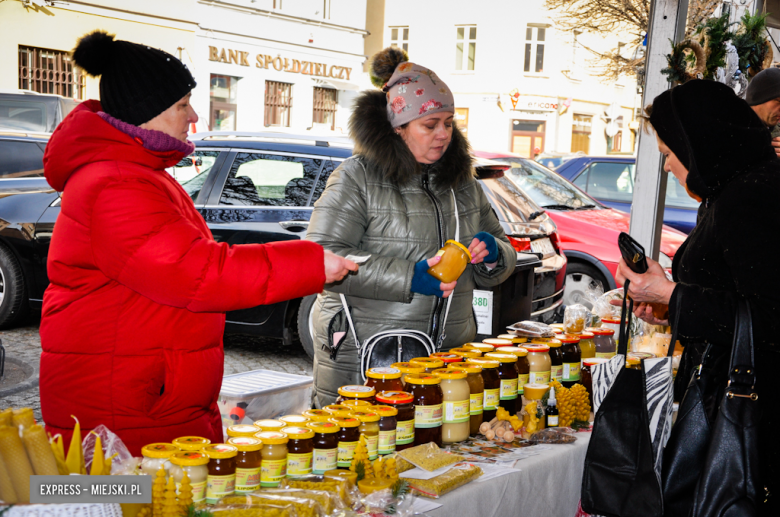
xmin=661 ymin=39 xmax=706 ymax=84
xmin=695 ymin=12 xmax=734 ymax=79
xmin=732 ymin=12 xmax=771 ymax=77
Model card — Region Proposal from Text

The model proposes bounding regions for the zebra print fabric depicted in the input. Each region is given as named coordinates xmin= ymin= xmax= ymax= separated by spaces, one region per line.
xmin=591 ymin=354 xmax=625 ymax=414
xmin=643 ymin=356 xmax=675 ymax=485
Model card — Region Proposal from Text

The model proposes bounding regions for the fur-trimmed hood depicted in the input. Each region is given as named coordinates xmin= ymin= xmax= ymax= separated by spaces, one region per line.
xmin=349 ymin=90 xmax=474 ymax=190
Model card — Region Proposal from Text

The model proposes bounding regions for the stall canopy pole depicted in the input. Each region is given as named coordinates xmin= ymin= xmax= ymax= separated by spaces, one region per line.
xmin=629 ymin=0 xmax=688 ymax=259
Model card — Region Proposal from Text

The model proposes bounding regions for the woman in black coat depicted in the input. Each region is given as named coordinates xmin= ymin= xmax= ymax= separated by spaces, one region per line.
xmin=617 ymin=80 xmax=780 ymax=514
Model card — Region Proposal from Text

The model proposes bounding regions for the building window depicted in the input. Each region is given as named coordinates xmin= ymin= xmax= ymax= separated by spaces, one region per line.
xmin=210 ymin=74 xmax=238 ymax=131
xmin=571 ymin=114 xmax=591 ymax=154
xmin=18 ymin=46 xmax=84 ymax=99
xmin=524 ymin=26 xmax=546 ymax=73
xmin=390 ymin=26 xmax=409 ymax=52
xmin=609 ymin=115 xmax=624 ymax=152
xmin=511 ymin=119 xmax=545 ymax=158
xmin=455 ymin=26 xmax=477 ymax=71
xmin=313 ymin=87 xmax=337 ymax=130
xmin=265 ymin=81 xmax=292 ymax=127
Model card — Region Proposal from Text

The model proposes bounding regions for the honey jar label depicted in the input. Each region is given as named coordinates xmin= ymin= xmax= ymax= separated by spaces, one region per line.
xmin=551 ymin=365 xmax=563 ymax=382
xmin=414 ymin=404 xmax=443 ymax=428
xmin=235 ymin=467 xmax=261 ymax=493
xmin=188 ymin=480 xmax=207 ymax=503
xmin=378 ymin=430 xmax=396 ymax=453
xmin=517 ymin=373 xmax=529 ymax=395
xmin=436 ymin=249 xmax=446 ymax=257
xmin=483 ymin=388 xmax=500 ymax=410
xmin=287 ymin=452 xmax=313 ymax=477
xmin=469 ymin=393 xmax=484 ymax=415
xmin=563 ymin=362 xmax=581 ymax=382
xmin=529 ymin=371 xmax=550 ymax=384
xmin=500 ymin=379 xmax=518 ymax=400
xmin=596 ymin=352 xmax=616 ymax=359
xmin=443 ymin=400 xmax=470 ymax=424
xmin=261 ymin=458 xmax=287 ymax=487
xmin=313 ymin=448 xmax=337 ymax=474
xmin=366 ymin=434 xmax=379 ymax=460
xmin=396 ymin=420 xmax=415 ymax=445
xmin=206 ymin=474 xmax=236 ymax=504
xmin=337 ymin=440 xmax=358 ymax=467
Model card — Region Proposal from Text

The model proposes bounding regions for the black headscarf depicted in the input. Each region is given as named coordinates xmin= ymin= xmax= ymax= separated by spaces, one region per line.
xmin=649 ymin=80 xmax=776 ymax=200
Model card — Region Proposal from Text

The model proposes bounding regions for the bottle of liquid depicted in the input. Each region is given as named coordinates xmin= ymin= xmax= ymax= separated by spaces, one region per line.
xmin=545 ymin=389 xmax=559 ymax=428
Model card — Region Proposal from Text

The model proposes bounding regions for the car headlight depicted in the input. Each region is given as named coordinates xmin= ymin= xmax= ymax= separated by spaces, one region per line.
xmin=658 ymin=252 xmax=673 ymax=269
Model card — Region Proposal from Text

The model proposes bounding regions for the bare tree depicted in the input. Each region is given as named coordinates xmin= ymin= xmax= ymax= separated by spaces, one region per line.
xmin=544 ymin=0 xmax=721 ymax=81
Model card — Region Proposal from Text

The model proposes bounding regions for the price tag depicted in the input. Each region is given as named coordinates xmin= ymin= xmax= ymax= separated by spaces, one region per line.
xmin=472 ymin=289 xmax=493 ymax=335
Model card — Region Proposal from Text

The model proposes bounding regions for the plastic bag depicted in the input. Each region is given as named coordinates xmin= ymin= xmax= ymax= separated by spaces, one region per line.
xmin=405 ymin=463 xmax=482 ymax=498
xmin=282 ymin=474 xmax=361 ymax=509
xmin=259 ymin=489 xmax=348 ymax=516
xmin=81 ymin=424 xmax=135 ymax=475
xmin=397 ymin=442 xmax=464 ymax=472
xmin=506 ymin=320 xmax=555 ymax=338
xmin=359 ymin=485 xmax=414 ymax=517
xmin=563 ymin=304 xmax=591 ymax=334
xmin=217 ymin=494 xmax=325 ymax=517
xmin=528 ymin=428 xmax=578 ymax=444
xmin=211 ymin=504 xmax=299 ymax=517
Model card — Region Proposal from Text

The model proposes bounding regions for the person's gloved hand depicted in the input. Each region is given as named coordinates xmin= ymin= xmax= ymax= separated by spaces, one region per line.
xmin=469 ymin=231 xmax=499 ymax=265
xmin=411 ymin=256 xmax=457 ymax=298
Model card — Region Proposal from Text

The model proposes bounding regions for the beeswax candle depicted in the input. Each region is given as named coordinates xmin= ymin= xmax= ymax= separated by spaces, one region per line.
xmin=0 ymin=451 xmax=19 ymax=503
xmin=22 ymin=424 xmax=58 ymax=475
xmin=66 ymin=415 xmax=85 ymax=475
xmin=90 ymin=432 xmax=104 ymax=476
xmin=0 ymin=408 xmax=11 ymax=427
xmin=0 ymin=425 xmax=34 ymax=503
xmin=11 ymin=408 xmax=35 ymax=430
xmin=51 ymin=434 xmax=69 ymax=475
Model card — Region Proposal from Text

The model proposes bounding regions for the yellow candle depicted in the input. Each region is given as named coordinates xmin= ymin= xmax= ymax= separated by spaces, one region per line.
xmin=0 ymin=408 xmax=12 ymax=427
xmin=65 ymin=415 xmax=85 ymax=475
xmin=11 ymin=408 xmax=35 ymax=430
xmin=51 ymin=434 xmax=70 ymax=475
xmin=0 ymin=425 xmax=34 ymax=502
xmin=90 ymin=432 xmax=104 ymax=476
xmin=0 ymin=450 xmax=19 ymax=503
xmin=22 ymin=424 xmax=59 ymax=476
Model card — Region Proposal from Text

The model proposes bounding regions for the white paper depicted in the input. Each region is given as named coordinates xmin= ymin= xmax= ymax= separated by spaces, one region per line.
xmin=399 ymin=463 xmax=457 ymax=480
xmin=345 ymin=253 xmax=371 ymax=264
xmin=411 ymin=498 xmax=443 ymax=513
xmin=473 ymin=463 xmax=521 ymax=482
xmin=472 ymin=289 xmax=493 ymax=335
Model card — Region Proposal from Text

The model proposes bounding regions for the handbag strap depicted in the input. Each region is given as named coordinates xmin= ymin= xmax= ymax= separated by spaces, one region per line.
xmin=726 ymin=300 xmax=757 ymax=397
xmin=617 ymin=280 xmax=634 ymax=356
xmin=666 ymin=292 xmax=682 ymax=358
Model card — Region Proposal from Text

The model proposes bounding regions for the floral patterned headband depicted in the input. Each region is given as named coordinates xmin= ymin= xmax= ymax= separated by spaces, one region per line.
xmin=383 ymin=61 xmax=455 ymax=128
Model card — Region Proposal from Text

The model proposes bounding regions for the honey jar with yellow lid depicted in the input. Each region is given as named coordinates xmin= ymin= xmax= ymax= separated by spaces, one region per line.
xmin=279 ymin=414 xmax=310 ymax=426
xmin=226 ymin=437 xmax=262 ymax=494
xmin=427 ymin=239 xmax=472 ymax=283
xmin=172 ymin=436 xmax=210 ymax=451
xmin=464 ymin=342 xmax=495 ymax=354
xmin=336 ymin=385 xmax=377 ymax=405
xmin=449 ymin=347 xmax=482 ymax=359
xmin=226 ymin=424 xmax=261 ymax=438
xmin=202 ymin=444 xmax=238 ymax=504
xmin=169 ymin=452 xmax=208 ymax=503
xmin=323 ymin=404 xmax=356 ymax=418
xmin=409 ymin=357 xmax=445 ymax=373
xmin=253 ymin=419 xmax=286 ymax=433
xmin=303 ymin=409 xmax=334 ymax=422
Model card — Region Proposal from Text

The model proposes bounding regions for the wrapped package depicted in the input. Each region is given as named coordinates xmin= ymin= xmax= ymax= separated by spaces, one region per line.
xmin=506 ymin=320 xmax=555 ymax=338
xmin=563 ymin=304 xmax=591 ymax=334
xmin=211 ymin=504 xmax=299 ymax=517
xmin=397 ymin=442 xmax=464 ymax=472
xmin=282 ymin=473 xmax=360 ymax=508
xmin=217 ymin=494 xmax=324 ymax=517
xmin=406 ymin=463 xmax=482 ymax=499
xmin=259 ymin=488 xmax=348 ymax=516
xmin=528 ymin=428 xmax=578 ymax=444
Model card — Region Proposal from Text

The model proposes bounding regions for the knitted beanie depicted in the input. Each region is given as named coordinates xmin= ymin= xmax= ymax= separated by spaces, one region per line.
xmin=370 ymin=47 xmax=455 ymax=128
xmin=72 ymin=30 xmax=196 ymax=126
xmin=745 ymin=67 xmax=780 ymax=106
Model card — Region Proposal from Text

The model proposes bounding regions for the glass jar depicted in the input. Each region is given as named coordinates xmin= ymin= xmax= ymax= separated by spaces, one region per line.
xmin=323 ymin=404 xmax=357 ymax=418
xmin=257 ymin=431 xmax=289 ymax=488
xmin=483 ymin=338 xmax=513 ymax=349
xmin=484 ymin=353 xmax=519 ymax=415
xmin=226 ymin=437 xmax=262 ymax=494
xmin=279 ymin=415 xmax=310 ymax=427
xmin=341 ymin=400 xmax=372 ymax=410
xmin=466 ymin=358 xmax=500 ymax=422
xmin=578 ymin=331 xmax=596 ymax=359
xmin=330 ymin=416 xmax=361 ymax=468
xmin=432 ymin=368 xmax=471 ymax=444
xmin=365 ymin=368 xmax=404 ymax=393
xmin=253 ymin=420 xmax=286 ymax=433
xmin=375 ymin=391 xmax=415 ymax=451
xmin=601 ymin=318 xmax=621 ymax=342
xmin=303 ymin=409 xmax=334 ymax=422
xmin=523 ymin=345 xmax=552 ymax=385
xmin=498 ymin=347 xmax=530 ymax=397
xmin=522 ymin=384 xmax=549 ymax=437
xmin=548 ymin=341 xmax=564 ymax=384
xmin=497 ymin=334 xmax=528 ymax=346
xmin=306 ymin=421 xmax=339 ymax=474
xmin=409 ymin=357 xmax=445 ymax=373
xmin=581 ymin=358 xmax=610 ymax=407
xmin=372 ymin=405 xmax=398 ymax=455
xmin=626 ymin=357 xmax=642 ymax=370
xmin=450 ymin=362 xmax=484 ymax=434
xmin=628 ymin=352 xmax=656 ymax=362
xmin=281 ymin=427 xmax=314 ymax=478
xmin=336 ymin=385 xmax=376 ymax=405
xmin=140 ymin=443 xmax=178 ymax=476
xmin=464 ymin=343 xmax=495 ymax=354
xmin=172 ymin=436 xmax=210 ymax=452
xmin=405 ymin=375 xmax=444 ymax=447
xmin=560 ymin=335 xmax=583 ymax=389
xmin=391 ymin=362 xmax=427 ymax=388
xmin=226 ymin=425 xmax=261 ymax=438
xmin=351 ymin=408 xmax=380 ymax=460
xmin=427 ymin=239 xmax=472 ymax=282
xmin=449 ymin=347 xmax=482 ymax=360
xmin=430 ymin=352 xmax=463 ymax=364
xmin=587 ymin=327 xmax=617 ymax=359
xmin=169 ymin=452 xmax=209 ymax=503
xmin=203 ymin=444 xmax=238 ymax=504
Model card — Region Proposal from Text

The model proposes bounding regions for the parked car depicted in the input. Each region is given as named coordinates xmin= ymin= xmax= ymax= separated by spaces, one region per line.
xmin=0 ymin=91 xmax=80 ymax=133
xmin=0 ymin=132 xmax=566 ymax=355
xmin=534 ymin=151 xmax=583 ymax=170
xmin=474 ymin=150 xmax=687 ymax=308
xmin=0 ymin=131 xmax=48 ymax=179
xmin=555 ymin=155 xmax=699 ymax=234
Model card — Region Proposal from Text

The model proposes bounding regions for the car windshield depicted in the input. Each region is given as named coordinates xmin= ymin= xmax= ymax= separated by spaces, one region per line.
xmin=479 ymin=176 xmax=540 ymax=223
xmin=494 ymin=157 xmax=600 ymax=210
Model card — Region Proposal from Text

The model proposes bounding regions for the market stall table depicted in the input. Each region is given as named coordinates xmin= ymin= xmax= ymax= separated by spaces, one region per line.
xmin=422 ymin=432 xmax=591 ymax=517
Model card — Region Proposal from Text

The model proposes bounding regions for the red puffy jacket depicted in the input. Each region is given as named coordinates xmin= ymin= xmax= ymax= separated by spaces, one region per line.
xmin=40 ymin=101 xmax=324 ymax=455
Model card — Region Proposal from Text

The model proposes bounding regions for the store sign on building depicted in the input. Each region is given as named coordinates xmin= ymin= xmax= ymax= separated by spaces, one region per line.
xmin=208 ymin=46 xmax=352 ymax=80
xmin=514 ymin=96 xmax=557 ymax=112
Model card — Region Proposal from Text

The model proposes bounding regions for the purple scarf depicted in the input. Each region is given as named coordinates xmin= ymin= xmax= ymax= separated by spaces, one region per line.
xmin=99 ymin=112 xmax=195 ymax=155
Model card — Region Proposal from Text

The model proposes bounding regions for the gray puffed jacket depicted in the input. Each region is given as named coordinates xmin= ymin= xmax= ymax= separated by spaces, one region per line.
xmin=307 ymin=90 xmax=516 ymax=406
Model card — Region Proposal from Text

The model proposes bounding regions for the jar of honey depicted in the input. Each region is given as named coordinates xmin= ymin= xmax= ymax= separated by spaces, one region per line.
xmin=253 ymin=420 xmax=286 ymax=433
xmin=172 ymin=436 xmax=210 ymax=451
xmin=140 ymin=443 xmax=178 ymax=477
xmin=203 ymin=443 xmax=238 ymax=504
xmin=281 ymin=427 xmax=314 ymax=478
xmin=581 ymin=358 xmax=610 ymax=406
xmin=341 ymin=400 xmax=372 ymax=410
xmin=306 ymin=421 xmax=339 ymax=474
xmin=257 ymin=431 xmax=288 ymax=488
xmin=336 ymin=385 xmax=376 ymax=405
xmin=303 ymin=409 xmax=334 ymax=422
xmin=169 ymin=452 xmax=208 ymax=503
xmin=430 ymin=352 xmax=463 ymax=364
xmin=523 ymin=345 xmax=552 ymax=385
xmin=560 ymin=334 xmax=582 ymax=388
xmin=226 ymin=425 xmax=261 ymax=438
xmin=484 ymin=352 xmax=519 ymax=414
xmin=323 ymin=404 xmax=357 ymax=418
xmin=409 ymin=357 xmax=445 ymax=373
xmin=578 ymin=331 xmax=596 ymax=359
xmin=391 ymin=362 xmax=427 ymax=388
xmin=466 ymin=358 xmax=500 ymax=422
xmin=330 ymin=416 xmax=361 ymax=468
xmin=226 ymin=437 xmax=262 ymax=494
xmin=497 ymin=334 xmax=528 ymax=345
xmin=351 ymin=408 xmax=380 ymax=460
xmin=449 ymin=362 xmax=484 ymax=434
xmin=548 ymin=341 xmax=564 ymax=384
xmin=483 ymin=338 xmax=513 ymax=349
xmin=427 ymin=240 xmax=472 ymax=283
xmin=372 ymin=405 xmax=398 ymax=455
xmin=432 ymin=368 xmax=471 ymax=444
xmin=499 ymin=347 xmax=530 ymax=397
xmin=279 ymin=415 xmax=310 ymax=427
xmin=405 ymin=375 xmax=444 ymax=447
xmin=464 ymin=343 xmax=495 ymax=354
xmin=588 ymin=327 xmax=617 ymax=359
xmin=365 ymin=368 xmax=404 ymax=393
xmin=449 ymin=347 xmax=482 ymax=359
xmin=375 ymin=391 xmax=415 ymax=451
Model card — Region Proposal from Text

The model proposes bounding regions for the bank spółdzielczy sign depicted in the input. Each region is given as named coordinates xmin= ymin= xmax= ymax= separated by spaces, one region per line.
xmin=209 ymin=46 xmax=352 ymax=81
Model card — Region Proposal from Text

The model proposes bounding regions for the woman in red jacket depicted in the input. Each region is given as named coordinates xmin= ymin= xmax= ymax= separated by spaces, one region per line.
xmin=39 ymin=31 xmax=357 ymax=455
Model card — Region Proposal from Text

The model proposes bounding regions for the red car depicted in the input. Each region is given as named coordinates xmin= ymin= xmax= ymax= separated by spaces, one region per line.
xmin=474 ymin=151 xmax=687 ymax=308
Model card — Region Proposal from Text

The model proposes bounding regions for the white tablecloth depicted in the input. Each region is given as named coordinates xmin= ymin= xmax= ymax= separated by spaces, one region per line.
xmin=424 ymin=433 xmax=591 ymax=517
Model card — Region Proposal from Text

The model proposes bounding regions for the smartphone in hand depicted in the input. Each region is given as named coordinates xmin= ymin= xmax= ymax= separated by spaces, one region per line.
xmin=618 ymin=232 xmax=648 ymax=274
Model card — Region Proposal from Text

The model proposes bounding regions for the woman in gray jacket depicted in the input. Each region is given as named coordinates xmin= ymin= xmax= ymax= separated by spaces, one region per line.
xmin=307 ymin=48 xmax=516 ymax=406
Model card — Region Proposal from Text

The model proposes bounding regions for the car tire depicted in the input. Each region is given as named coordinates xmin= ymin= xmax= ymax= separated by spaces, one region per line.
xmin=297 ymin=294 xmax=318 ymax=360
xmin=563 ymin=262 xmax=609 ymax=310
xmin=0 ymin=242 xmax=29 ymax=329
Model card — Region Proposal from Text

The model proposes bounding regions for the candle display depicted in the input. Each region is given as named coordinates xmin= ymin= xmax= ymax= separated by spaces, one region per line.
xmin=51 ymin=434 xmax=70 ymax=475
xmin=0 ymin=425 xmax=34 ymax=503
xmin=0 ymin=408 xmax=11 ymax=427
xmin=11 ymin=408 xmax=35 ymax=430
xmin=90 ymin=431 xmax=105 ymax=476
xmin=22 ymin=424 xmax=59 ymax=476
xmin=0 ymin=451 xmax=18 ymax=503
xmin=66 ymin=415 xmax=86 ymax=475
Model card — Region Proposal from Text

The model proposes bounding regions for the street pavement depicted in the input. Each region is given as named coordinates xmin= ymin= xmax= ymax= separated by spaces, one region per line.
xmin=0 ymin=312 xmax=314 ymax=423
